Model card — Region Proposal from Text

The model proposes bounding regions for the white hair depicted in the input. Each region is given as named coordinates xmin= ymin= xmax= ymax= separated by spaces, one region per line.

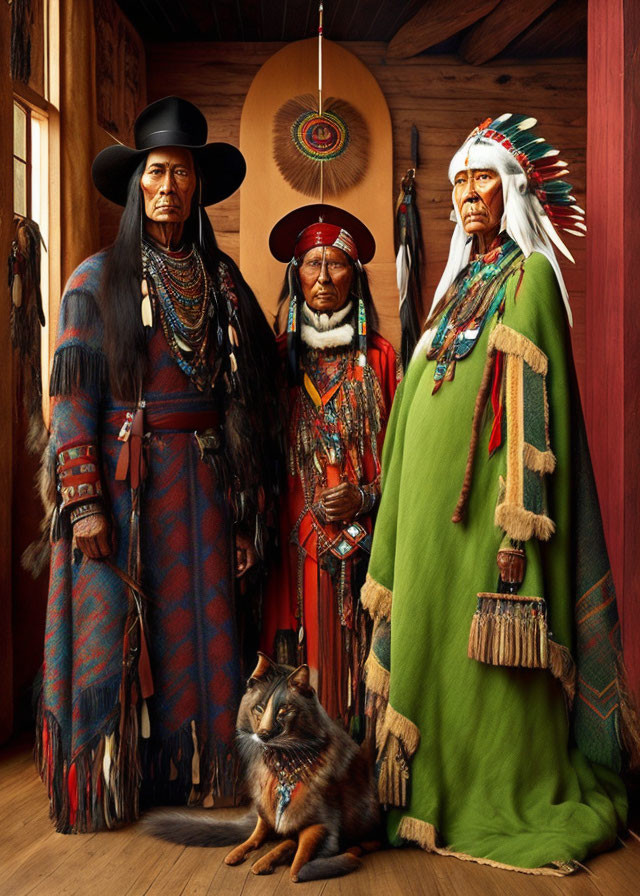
xmin=427 ymin=137 xmax=574 ymax=327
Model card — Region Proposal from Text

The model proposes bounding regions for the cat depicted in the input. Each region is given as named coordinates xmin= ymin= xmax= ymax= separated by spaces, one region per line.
xmin=145 ymin=652 xmax=380 ymax=882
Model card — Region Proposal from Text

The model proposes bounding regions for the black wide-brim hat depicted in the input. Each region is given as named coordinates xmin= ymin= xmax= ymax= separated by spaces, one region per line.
xmin=269 ymin=203 xmax=376 ymax=265
xmin=92 ymin=96 xmax=246 ymax=207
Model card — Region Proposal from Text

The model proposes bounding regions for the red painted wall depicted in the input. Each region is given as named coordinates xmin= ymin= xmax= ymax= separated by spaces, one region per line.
xmin=587 ymin=0 xmax=640 ymax=701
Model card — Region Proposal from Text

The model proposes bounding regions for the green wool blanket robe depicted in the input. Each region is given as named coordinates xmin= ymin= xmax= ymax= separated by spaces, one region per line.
xmin=363 ymin=249 xmax=639 ymax=874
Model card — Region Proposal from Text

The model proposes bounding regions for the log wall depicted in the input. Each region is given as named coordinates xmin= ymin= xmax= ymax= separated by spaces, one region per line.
xmin=145 ymin=42 xmax=587 ymax=385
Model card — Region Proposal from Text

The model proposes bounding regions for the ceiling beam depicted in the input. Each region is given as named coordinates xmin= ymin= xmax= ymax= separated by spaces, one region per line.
xmin=506 ymin=0 xmax=587 ymax=58
xmin=459 ymin=0 xmax=557 ymax=65
xmin=386 ymin=0 xmax=501 ymax=60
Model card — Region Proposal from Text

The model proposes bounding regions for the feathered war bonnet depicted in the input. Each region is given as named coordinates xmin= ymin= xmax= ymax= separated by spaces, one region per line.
xmin=269 ymin=203 xmax=376 ymax=381
xmin=431 ymin=113 xmax=585 ymax=325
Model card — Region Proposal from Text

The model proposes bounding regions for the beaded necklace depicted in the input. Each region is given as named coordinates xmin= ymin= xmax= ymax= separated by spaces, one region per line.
xmin=427 ymin=237 xmax=523 ymax=393
xmin=290 ymin=343 xmax=383 ymax=509
xmin=142 ymin=240 xmax=214 ymax=391
xmin=264 ymin=745 xmax=325 ymax=830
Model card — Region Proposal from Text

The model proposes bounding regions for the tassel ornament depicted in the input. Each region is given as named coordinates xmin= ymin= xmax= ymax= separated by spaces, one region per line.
xmin=468 ymin=592 xmax=549 ymax=669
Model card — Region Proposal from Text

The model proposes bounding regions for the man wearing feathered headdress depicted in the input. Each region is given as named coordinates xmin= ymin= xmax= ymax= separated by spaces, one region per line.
xmin=361 ymin=115 xmax=640 ymax=872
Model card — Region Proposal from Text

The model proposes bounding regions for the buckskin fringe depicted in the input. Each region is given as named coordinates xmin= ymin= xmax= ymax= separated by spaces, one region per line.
xmin=489 ymin=324 xmax=548 ymax=375
xmin=376 ymin=703 xmax=421 ymax=807
xmin=364 ymin=651 xmax=390 ymax=701
xmin=549 ymin=640 xmax=577 ymax=705
xmin=36 ymin=701 xmax=239 ymax=833
xmin=49 ymin=344 xmax=107 ymax=397
xmin=22 ymin=439 xmax=57 ymax=577
xmin=494 ymin=503 xmax=555 ymax=542
xmin=523 ymin=442 xmax=556 ymax=475
xmin=360 ymin=573 xmax=392 ymax=621
xmin=378 ymin=732 xmax=410 ymax=807
xmin=396 ymin=817 xmax=578 ymax=876
xmin=385 ymin=703 xmax=420 ymax=755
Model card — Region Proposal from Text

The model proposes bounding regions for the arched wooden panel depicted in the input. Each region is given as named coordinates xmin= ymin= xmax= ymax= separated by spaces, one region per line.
xmin=239 ymin=38 xmax=397 ymax=340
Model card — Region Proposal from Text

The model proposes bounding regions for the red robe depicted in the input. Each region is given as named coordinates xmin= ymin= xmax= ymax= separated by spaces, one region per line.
xmin=263 ymin=331 xmax=398 ymax=730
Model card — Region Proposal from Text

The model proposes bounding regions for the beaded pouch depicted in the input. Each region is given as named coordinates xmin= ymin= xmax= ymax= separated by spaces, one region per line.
xmin=327 ymin=521 xmax=371 ymax=560
xmin=468 ymin=592 xmax=549 ymax=669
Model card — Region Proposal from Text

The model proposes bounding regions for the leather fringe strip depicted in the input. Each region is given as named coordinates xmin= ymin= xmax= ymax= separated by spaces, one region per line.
xmin=364 ymin=651 xmax=390 ymax=702
xmin=22 ymin=437 xmax=57 ymax=577
xmin=35 ymin=703 xmax=239 ymax=833
xmin=360 ymin=573 xmax=392 ymax=621
xmin=396 ymin=816 xmax=578 ymax=876
xmin=549 ymin=641 xmax=577 ymax=706
xmin=488 ymin=323 xmax=548 ymax=376
xmin=494 ymin=504 xmax=555 ymax=542
xmin=49 ymin=344 xmax=107 ymax=397
xmin=523 ymin=441 xmax=556 ymax=475
xmin=452 ymin=350 xmax=496 ymax=524
xmin=376 ymin=703 xmax=421 ymax=808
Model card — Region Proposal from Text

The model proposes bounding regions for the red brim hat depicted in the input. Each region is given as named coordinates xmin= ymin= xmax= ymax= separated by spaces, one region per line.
xmin=269 ymin=204 xmax=376 ymax=265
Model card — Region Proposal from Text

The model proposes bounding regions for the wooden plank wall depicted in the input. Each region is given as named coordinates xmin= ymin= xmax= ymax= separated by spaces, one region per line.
xmin=145 ymin=42 xmax=587 ymax=386
xmin=0 ymin=0 xmax=14 ymax=743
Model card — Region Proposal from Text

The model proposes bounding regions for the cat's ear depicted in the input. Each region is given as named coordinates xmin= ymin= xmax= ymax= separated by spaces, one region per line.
xmin=287 ymin=664 xmax=313 ymax=696
xmin=247 ymin=652 xmax=276 ymax=688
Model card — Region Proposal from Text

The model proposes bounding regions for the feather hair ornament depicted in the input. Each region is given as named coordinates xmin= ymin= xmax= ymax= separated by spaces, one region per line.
xmin=396 ymin=125 xmax=423 ymax=370
xmin=9 ymin=214 xmax=47 ymax=453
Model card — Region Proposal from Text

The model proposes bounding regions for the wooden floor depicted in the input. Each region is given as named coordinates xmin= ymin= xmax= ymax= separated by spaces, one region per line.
xmin=2 ymin=739 xmax=639 ymax=896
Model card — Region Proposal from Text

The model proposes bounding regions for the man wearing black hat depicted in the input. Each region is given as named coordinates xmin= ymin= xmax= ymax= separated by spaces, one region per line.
xmin=36 ymin=97 xmax=280 ymax=832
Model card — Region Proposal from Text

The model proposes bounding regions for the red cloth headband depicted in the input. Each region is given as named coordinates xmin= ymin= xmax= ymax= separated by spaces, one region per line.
xmin=294 ymin=223 xmax=358 ymax=261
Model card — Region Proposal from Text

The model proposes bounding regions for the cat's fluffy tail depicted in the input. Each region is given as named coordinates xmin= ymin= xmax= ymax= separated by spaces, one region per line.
xmin=144 ymin=809 xmax=257 ymax=847
xmin=295 ymin=853 xmax=361 ymax=882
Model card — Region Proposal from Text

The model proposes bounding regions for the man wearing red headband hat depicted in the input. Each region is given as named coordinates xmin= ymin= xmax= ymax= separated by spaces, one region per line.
xmin=263 ymin=204 xmax=398 ymax=734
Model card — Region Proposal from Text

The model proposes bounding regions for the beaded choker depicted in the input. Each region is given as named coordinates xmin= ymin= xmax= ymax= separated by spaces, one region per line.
xmin=142 ymin=241 xmax=215 ymax=391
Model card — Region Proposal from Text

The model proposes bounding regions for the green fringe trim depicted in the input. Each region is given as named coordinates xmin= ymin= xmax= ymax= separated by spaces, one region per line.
xmin=396 ymin=816 xmax=579 ymax=875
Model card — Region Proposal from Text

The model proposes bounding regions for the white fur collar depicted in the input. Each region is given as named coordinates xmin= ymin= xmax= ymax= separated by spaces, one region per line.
xmin=301 ymin=301 xmax=355 ymax=349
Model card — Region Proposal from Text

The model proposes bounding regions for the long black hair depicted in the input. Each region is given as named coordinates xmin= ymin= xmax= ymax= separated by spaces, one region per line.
xmin=274 ymin=256 xmax=379 ymax=383
xmin=100 ymin=158 xmax=278 ymax=407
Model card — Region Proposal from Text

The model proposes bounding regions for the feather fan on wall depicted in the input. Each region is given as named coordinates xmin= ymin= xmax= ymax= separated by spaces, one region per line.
xmin=273 ymin=94 xmax=369 ymax=198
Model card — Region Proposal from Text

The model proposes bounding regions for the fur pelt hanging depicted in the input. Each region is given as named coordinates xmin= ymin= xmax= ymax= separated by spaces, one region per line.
xmin=10 ymin=0 xmax=32 ymax=84
xmin=9 ymin=214 xmax=47 ymax=454
xmin=273 ymin=95 xmax=369 ymax=198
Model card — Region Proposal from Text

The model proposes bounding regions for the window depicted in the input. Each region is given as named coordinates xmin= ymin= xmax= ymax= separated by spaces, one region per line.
xmin=13 ymin=97 xmax=50 ymax=340
xmin=13 ymin=100 xmax=29 ymax=217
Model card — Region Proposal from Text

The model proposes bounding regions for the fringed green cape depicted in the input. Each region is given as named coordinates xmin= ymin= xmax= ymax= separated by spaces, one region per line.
xmin=364 ymin=250 xmax=639 ymax=874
